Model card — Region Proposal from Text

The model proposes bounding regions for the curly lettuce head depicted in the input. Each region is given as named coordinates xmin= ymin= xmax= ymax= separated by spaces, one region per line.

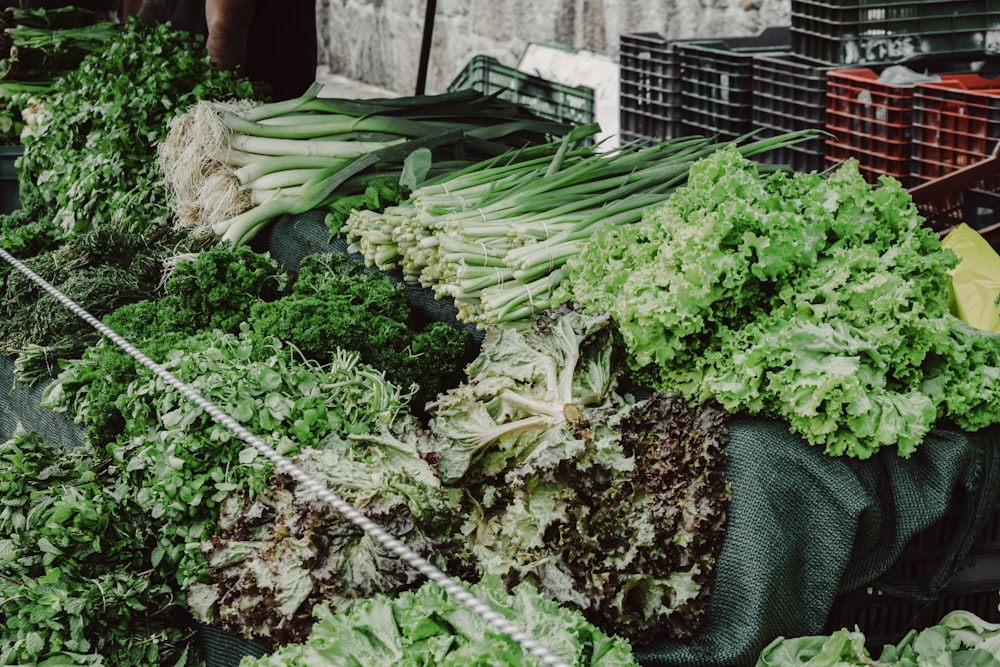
xmin=560 ymin=146 xmax=983 ymax=459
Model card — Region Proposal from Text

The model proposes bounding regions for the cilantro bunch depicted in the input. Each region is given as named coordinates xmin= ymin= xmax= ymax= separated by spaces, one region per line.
xmin=16 ymin=17 xmax=259 ymax=240
xmin=111 ymin=328 xmax=412 ymax=590
xmin=560 ymin=147 xmax=999 ymax=458
xmin=38 ymin=243 xmax=288 ymax=446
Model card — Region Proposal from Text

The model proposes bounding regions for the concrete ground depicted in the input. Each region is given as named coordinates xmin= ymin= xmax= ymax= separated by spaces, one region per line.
xmin=316 ymin=68 xmax=400 ymax=99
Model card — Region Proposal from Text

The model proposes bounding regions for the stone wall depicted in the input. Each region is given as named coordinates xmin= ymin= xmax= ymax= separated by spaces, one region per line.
xmin=316 ymin=0 xmax=792 ymax=96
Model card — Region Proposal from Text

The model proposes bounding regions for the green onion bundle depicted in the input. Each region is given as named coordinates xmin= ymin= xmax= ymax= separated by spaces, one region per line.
xmin=341 ymin=129 xmax=819 ymax=329
xmin=158 ymin=82 xmax=574 ymax=247
xmin=0 ymin=6 xmax=117 ymax=82
xmin=0 ymin=6 xmax=119 ymax=144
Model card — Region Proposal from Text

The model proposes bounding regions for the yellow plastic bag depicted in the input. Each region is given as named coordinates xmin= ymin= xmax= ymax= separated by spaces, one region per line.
xmin=941 ymin=223 xmax=1000 ymax=333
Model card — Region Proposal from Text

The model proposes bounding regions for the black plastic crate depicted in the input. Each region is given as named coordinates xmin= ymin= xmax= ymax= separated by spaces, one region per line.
xmin=751 ymin=53 xmax=844 ymax=172
xmin=0 ymin=144 xmax=21 ymax=215
xmin=792 ymin=0 xmax=1000 ymax=66
xmin=678 ymin=26 xmax=792 ymax=142
xmin=825 ymin=507 xmax=1000 ymax=654
xmin=619 ymin=32 xmax=683 ymax=143
xmin=827 ymin=588 xmax=1000 ymax=654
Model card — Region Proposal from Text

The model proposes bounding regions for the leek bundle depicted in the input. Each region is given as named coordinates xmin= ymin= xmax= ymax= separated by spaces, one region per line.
xmin=158 ymin=82 xmax=574 ymax=246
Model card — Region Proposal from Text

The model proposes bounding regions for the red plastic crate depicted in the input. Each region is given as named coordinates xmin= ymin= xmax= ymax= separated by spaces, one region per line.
xmin=825 ymin=68 xmax=922 ymax=186
xmin=912 ymin=73 xmax=1000 ymax=182
xmin=825 ymin=67 xmax=979 ymax=186
xmin=909 ymin=142 xmax=1000 ymax=247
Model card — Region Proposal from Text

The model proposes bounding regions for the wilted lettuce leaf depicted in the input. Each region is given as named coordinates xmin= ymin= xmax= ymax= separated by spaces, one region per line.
xmin=756 ymin=606 xmax=1000 ymax=667
xmin=240 ymin=577 xmax=640 ymax=667
xmin=424 ymin=304 xmax=732 ymax=644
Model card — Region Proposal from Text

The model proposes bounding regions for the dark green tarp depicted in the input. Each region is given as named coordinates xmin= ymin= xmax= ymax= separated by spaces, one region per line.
xmin=0 ymin=356 xmax=84 ymax=448
xmin=635 ymin=417 xmax=1000 ymax=667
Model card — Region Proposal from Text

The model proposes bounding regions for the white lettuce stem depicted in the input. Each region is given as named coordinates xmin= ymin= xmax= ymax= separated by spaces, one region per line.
xmin=499 ymin=388 xmax=563 ymax=419
xmin=475 ymin=414 xmax=552 ymax=449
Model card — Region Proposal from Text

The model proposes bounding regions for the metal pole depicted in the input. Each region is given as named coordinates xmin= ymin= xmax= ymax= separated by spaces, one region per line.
xmin=416 ymin=0 xmax=437 ymax=94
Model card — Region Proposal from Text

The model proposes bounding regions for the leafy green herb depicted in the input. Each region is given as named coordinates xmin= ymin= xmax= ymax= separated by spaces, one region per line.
xmin=0 ymin=198 xmax=54 ymax=256
xmin=0 ymin=430 xmax=199 ymax=665
xmin=248 ymin=252 xmax=476 ymax=413
xmin=16 ymin=16 xmax=259 ymax=239
xmin=39 ymin=244 xmax=289 ymax=444
xmin=110 ymin=329 xmax=411 ymax=590
xmin=0 ymin=224 xmax=197 ymax=375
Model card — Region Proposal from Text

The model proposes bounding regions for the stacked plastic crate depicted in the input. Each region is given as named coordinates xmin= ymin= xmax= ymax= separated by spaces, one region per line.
xmin=618 ymin=32 xmax=687 ymax=144
xmin=618 ymin=27 xmax=792 ymax=145
xmin=620 ymin=2 xmax=1000 ymax=181
xmin=802 ymin=1 xmax=1000 ymax=186
xmin=912 ymin=75 xmax=1000 ymax=182
xmin=909 ymin=74 xmax=1000 ymax=237
xmin=674 ymin=27 xmax=791 ymax=142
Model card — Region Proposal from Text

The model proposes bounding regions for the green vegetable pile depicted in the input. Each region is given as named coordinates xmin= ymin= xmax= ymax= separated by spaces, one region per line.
xmin=241 ymin=577 xmax=640 ymax=667
xmin=757 ymin=606 xmax=1000 ymax=666
xmin=112 ymin=329 xmax=411 ymax=590
xmin=559 ymin=146 xmax=1000 ymax=458
xmin=12 ymin=16 xmax=259 ymax=244
xmin=43 ymin=246 xmax=474 ymax=446
xmin=0 ymin=15 xmax=260 ymax=382
xmin=38 ymin=243 xmax=289 ymax=446
xmin=0 ymin=6 xmax=118 ymax=145
xmin=422 ymin=304 xmax=732 ymax=643
xmin=0 ymin=431 xmax=198 ymax=666
xmin=193 ymin=304 xmax=731 ymax=648
xmin=42 ymin=245 xmax=474 ymax=593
